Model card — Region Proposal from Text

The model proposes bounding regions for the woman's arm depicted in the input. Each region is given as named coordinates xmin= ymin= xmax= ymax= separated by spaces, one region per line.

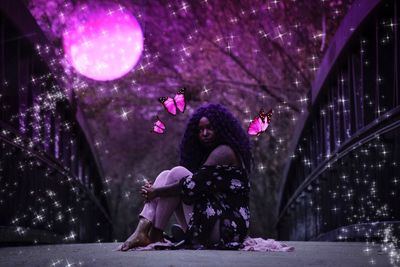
xmin=141 ymin=145 xmax=239 ymax=202
xmin=141 ymin=179 xmax=186 ymax=201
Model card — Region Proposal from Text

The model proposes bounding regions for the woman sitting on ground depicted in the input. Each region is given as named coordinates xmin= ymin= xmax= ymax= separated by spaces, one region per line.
xmin=118 ymin=103 xmax=253 ymax=251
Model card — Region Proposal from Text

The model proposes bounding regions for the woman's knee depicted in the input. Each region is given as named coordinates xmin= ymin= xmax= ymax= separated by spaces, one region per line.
xmin=166 ymin=166 xmax=192 ymax=183
xmin=170 ymin=166 xmax=192 ymax=177
xmin=158 ymin=170 xmax=170 ymax=177
xmin=152 ymin=170 xmax=171 ymax=187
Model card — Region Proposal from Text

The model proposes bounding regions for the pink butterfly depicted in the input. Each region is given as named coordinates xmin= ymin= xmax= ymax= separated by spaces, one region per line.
xmin=158 ymin=87 xmax=186 ymax=115
xmin=247 ymin=109 xmax=273 ymax=136
xmin=152 ymin=117 xmax=166 ymax=134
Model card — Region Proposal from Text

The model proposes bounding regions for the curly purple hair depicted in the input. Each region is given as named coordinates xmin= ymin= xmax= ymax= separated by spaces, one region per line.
xmin=179 ymin=103 xmax=253 ymax=173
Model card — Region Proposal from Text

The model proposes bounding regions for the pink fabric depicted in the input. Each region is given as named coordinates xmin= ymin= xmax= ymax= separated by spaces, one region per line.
xmin=139 ymin=166 xmax=220 ymax=240
xmin=139 ymin=167 xmax=194 ymax=231
xmin=128 ymin=237 xmax=294 ymax=252
xmin=241 ymin=237 xmax=294 ymax=252
xmin=134 ymin=166 xmax=294 ymax=252
xmin=129 ymin=240 xmax=174 ymax=251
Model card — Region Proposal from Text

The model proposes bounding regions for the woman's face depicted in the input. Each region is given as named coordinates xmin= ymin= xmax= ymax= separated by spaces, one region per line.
xmin=198 ymin=116 xmax=217 ymax=148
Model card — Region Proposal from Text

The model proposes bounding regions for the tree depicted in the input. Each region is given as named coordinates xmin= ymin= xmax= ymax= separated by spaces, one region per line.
xmin=28 ymin=0 xmax=353 ymax=239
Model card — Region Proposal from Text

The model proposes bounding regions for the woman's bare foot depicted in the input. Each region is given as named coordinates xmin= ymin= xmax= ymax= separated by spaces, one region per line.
xmin=119 ymin=232 xmax=151 ymax=251
xmin=118 ymin=217 xmax=152 ymax=251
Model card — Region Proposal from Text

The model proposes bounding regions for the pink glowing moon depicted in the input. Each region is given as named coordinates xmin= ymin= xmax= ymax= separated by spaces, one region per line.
xmin=63 ymin=7 xmax=143 ymax=81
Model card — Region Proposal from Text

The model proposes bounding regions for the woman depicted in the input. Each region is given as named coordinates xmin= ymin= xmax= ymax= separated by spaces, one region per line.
xmin=118 ymin=103 xmax=253 ymax=251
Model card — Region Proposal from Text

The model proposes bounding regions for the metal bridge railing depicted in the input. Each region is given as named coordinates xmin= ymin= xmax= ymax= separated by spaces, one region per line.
xmin=277 ymin=0 xmax=400 ymax=241
xmin=0 ymin=1 xmax=112 ymax=243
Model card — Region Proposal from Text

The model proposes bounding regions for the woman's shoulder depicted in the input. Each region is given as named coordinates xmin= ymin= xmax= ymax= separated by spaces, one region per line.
xmin=203 ymin=145 xmax=239 ymax=167
xmin=211 ymin=144 xmax=236 ymax=155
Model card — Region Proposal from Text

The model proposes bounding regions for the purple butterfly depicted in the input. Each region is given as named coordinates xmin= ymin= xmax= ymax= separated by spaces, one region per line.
xmin=152 ymin=116 xmax=166 ymax=134
xmin=158 ymin=87 xmax=186 ymax=115
xmin=247 ymin=109 xmax=273 ymax=136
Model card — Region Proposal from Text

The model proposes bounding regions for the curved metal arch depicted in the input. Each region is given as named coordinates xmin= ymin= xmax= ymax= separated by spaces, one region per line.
xmin=277 ymin=0 xmax=383 ymax=214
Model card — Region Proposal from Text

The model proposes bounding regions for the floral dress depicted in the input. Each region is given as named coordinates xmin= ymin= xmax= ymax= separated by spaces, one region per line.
xmin=179 ymin=164 xmax=250 ymax=250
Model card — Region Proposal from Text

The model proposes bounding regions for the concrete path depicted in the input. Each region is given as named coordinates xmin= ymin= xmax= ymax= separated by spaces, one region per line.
xmin=0 ymin=241 xmax=395 ymax=267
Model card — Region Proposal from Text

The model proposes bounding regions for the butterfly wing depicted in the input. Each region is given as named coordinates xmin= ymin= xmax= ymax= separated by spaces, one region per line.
xmin=153 ymin=125 xmax=164 ymax=134
xmin=248 ymin=109 xmax=273 ymax=136
xmin=174 ymin=87 xmax=186 ymax=113
xmin=247 ymin=116 xmax=263 ymax=135
xmin=155 ymin=117 xmax=166 ymax=130
xmin=266 ymin=109 xmax=273 ymax=124
xmin=159 ymin=97 xmax=177 ymax=115
xmin=152 ymin=117 xmax=166 ymax=134
xmin=260 ymin=117 xmax=270 ymax=132
xmin=258 ymin=109 xmax=270 ymax=132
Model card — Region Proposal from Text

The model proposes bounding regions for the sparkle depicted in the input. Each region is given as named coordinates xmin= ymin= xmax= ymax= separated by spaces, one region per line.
xmin=179 ymin=1 xmax=190 ymax=13
xmin=273 ymin=27 xmax=287 ymax=43
xmin=119 ymin=108 xmax=132 ymax=121
xmin=201 ymin=86 xmax=211 ymax=94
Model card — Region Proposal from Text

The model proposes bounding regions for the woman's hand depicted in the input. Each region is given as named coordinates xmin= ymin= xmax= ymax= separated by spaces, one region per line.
xmin=141 ymin=182 xmax=157 ymax=202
